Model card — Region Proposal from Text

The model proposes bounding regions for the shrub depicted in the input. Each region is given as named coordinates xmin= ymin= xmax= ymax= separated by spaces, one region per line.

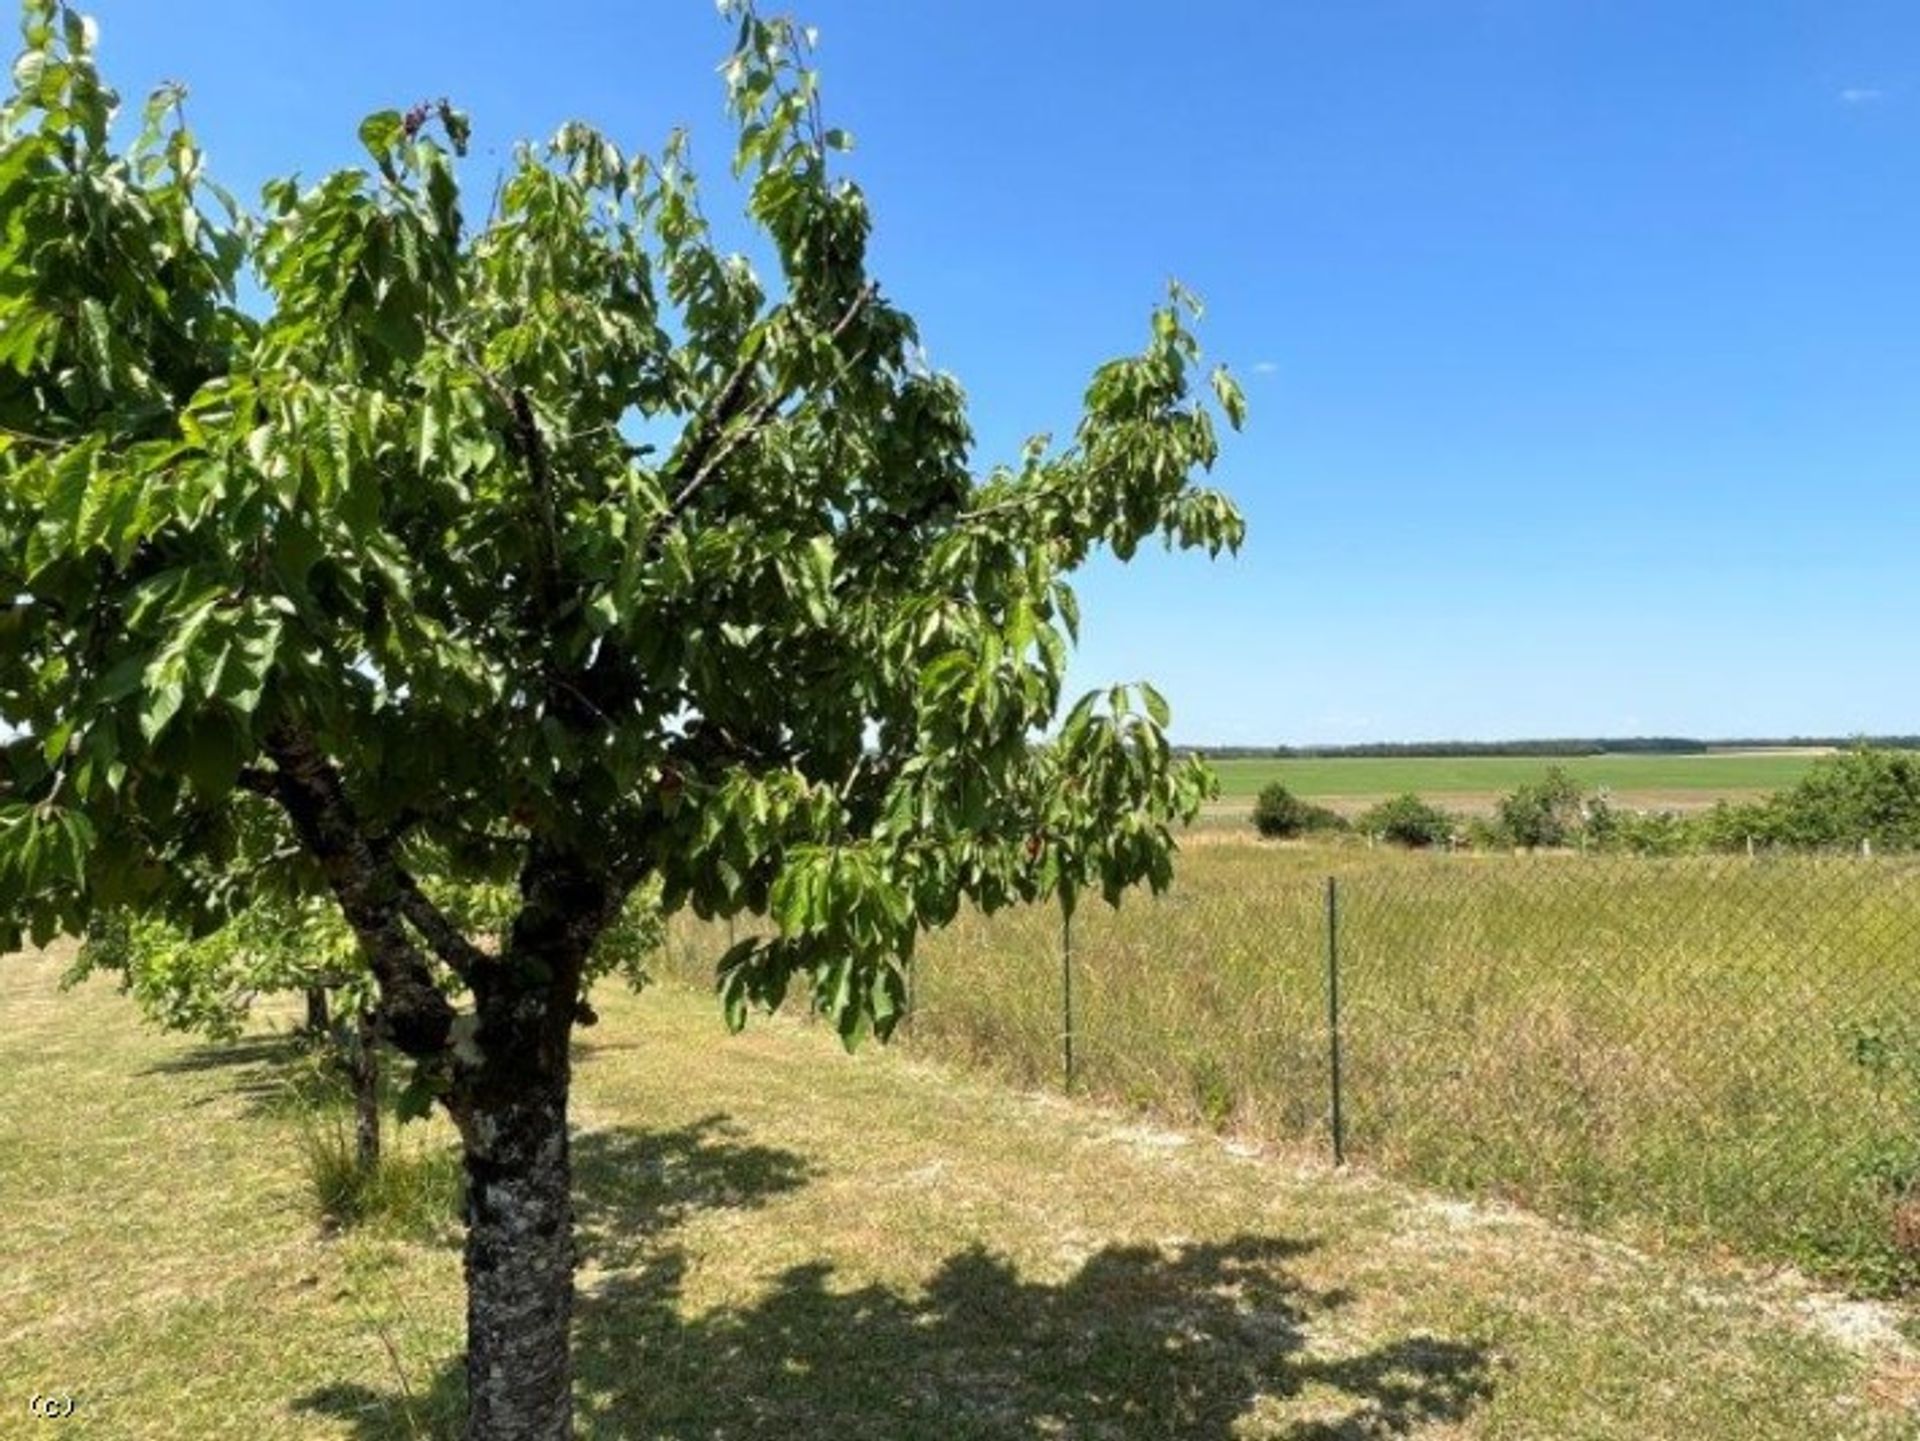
xmin=1766 ymin=747 xmax=1920 ymax=851
xmin=1495 ymin=767 xmax=1588 ymax=850
xmin=1357 ymin=793 xmax=1457 ymax=848
xmin=1251 ymin=782 xmax=1346 ymax=839
xmin=1595 ymin=807 xmax=1698 ymax=857
xmin=1459 ymin=816 xmax=1506 ymax=851
xmin=1694 ymin=799 xmax=1776 ymax=853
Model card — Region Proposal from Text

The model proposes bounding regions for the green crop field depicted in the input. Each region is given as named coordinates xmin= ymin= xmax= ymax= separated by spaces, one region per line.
xmin=1204 ymin=752 xmax=1831 ymax=808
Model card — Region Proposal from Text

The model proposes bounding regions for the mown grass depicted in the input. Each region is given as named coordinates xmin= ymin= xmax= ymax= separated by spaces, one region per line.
xmin=668 ymin=843 xmax=1920 ymax=1295
xmin=1207 ymin=752 xmax=1825 ymax=802
xmin=4 ymin=945 xmax=1917 ymax=1436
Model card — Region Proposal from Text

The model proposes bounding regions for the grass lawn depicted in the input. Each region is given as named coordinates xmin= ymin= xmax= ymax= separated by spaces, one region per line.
xmin=1204 ymin=753 xmax=1827 ymax=813
xmin=3 ymin=945 xmax=1916 ymax=1439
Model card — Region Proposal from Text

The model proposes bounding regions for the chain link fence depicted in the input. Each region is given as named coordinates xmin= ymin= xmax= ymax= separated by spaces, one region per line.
xmin=659 ymin=847 xmax=1920 ymax=1295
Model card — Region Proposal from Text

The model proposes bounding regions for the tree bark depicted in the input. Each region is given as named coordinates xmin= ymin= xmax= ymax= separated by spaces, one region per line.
xmin=254 ymin=727 xmax=459 ymax=1056
xmin=455 ymin=845 xmax=611 ymax=1441
xmin=254 ymin=727 xmax=627 ymax=1438
xmin=304 ymin=986 xmax=331 ymax=1037
xmin=459 ymin=1065 xmax=574 ymax=1441
xmin=352 ymin=1011 xmax=380 ymax=1172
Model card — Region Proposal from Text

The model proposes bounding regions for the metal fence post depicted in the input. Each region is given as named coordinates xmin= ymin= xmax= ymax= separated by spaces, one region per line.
xmin=902 ymin=958 xmax=915 ymax=1042
xmin=1326 ymin=875 xmax=1346 ymax=1167
xmin=1062 ymin=903 xmax=1075 ymax=1094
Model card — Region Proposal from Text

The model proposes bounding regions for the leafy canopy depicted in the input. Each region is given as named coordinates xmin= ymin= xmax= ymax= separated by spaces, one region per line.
xmin=0 ymin=0 xmax=1244 ymax=1053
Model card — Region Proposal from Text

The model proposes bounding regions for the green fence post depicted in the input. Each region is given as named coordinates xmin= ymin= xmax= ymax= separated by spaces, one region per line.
xmin=1061 ymin=902 xmax=1075 ymax=1094
xmin=1326 ymin=875 xmax=1346 ymax=1167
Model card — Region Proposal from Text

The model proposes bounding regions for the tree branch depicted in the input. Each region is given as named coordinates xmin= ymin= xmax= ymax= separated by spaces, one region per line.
xmin=667 ymin=338 xmax=767 ymax=495
xmin=257 ymin=725 xmax=468 ymax=1055
xmin=423 ymin=322 xmax=563 ymax=594
xmin=506 ymin=388 xmax=562 ymax=594
xmin=394 ymin=871 xmax=493 ymax=977
xmin=255 ymin=765 xmax=505 ymax=979
xmin=647 ymin=282 xmax=876 ymax=554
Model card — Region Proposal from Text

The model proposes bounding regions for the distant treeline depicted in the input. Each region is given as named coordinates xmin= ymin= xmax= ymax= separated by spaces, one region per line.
xmin=1188 ymin=736 xmax=1920 ymax=760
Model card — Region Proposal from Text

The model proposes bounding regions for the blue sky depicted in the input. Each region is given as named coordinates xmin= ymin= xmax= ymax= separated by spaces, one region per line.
xmin=78 ymin=1 xmax=1920 ymax=744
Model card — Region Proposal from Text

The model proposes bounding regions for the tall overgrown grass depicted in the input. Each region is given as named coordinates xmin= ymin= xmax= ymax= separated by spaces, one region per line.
xmin=661 ymin=843 xmax=1920 ymax=1294
xmin=297 ymin=1115 xmax=464 ymax=1238
xmin=281 ymin=1055 xmax=465 ymax=1239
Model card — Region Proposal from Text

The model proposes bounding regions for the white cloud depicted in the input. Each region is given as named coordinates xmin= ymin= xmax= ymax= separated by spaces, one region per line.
xmin=1839 ymin=87 xmax=1885 ymax=105
xmin=1251 ymin=360 xmax=1280 ymax=375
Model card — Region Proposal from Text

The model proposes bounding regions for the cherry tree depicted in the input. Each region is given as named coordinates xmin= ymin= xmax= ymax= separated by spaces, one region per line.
xmin=0 ymin=4 xmax=1244 ymax=1434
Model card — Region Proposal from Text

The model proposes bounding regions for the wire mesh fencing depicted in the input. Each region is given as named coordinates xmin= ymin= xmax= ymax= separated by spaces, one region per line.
xmin=658 ymin=846 xmax=1920 ymax=1295
xmin=1332 ymin=855 xmax=1920 ymax=1294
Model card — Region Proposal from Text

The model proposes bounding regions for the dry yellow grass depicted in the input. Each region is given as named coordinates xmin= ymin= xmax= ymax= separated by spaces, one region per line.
xmin=2 ymin=944 xmax=1916 ymax=1438
xmin=707 ymin=842 xmax=1920 ymax=1294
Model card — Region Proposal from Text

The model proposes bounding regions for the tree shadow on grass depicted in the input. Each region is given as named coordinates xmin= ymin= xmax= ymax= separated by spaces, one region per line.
xmin=138 ymin=1033 xmax=329 ymax=1114
xmin=572 ymin=1112 xmax=817 ymax=1266
xmin=140 ymin=1032 xmax=306 ymax=1076
xmin=298 ymin=1118 xmax=1494 ymax=1440
xmin=571 ymin=1238 xmax=1489 ymax=1439
xmin=145 ymin=1032 xmax=449 ymax=1125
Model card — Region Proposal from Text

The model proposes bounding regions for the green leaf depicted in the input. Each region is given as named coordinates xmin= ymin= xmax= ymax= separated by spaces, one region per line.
xmin=1210 ymin=364 xmax=1247 ymax=430
xmin=358 ymin=110 xmax=405 ymax=163
xmin=1060 ymin=690 xmax=1099 ymax=742
xmin=61 ymin=8 xmax=98 ymax=57
xmin=1139 ymin=682 xmax=1170 ymax=728
xmin=11 ymin=50 xmax=46 ymax=96
xmin=1055 ymin=584 xmax=1081 ymax=643
xmin=217 ymin=611 xmax=283 ymax=715
xmin=715 ymin=936 xmax=759 ymax=1032
xmin=416 ymin=397 xmax=441 ymax=473
xmin=139 ymin=674 xmax=184 ymax=743
xmin=182 ymin=716 xmax=247 ymax=801
xmin=91 ymin=652 xmax=147 ymax=705
xmin=39 ymin=718 xmax=72 ymax=766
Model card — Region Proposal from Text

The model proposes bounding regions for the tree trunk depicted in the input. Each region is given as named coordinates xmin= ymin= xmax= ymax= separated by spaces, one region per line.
xmin=460 ymin=1070 xmax=575 ymax=1441
xmin=453 ymin=845 xmax=614 ymax=1440
xmin=304 ymin=986 xmax=331 ymax=1037
xmin=352 ymin=1011 xmax=380 ymax=1172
